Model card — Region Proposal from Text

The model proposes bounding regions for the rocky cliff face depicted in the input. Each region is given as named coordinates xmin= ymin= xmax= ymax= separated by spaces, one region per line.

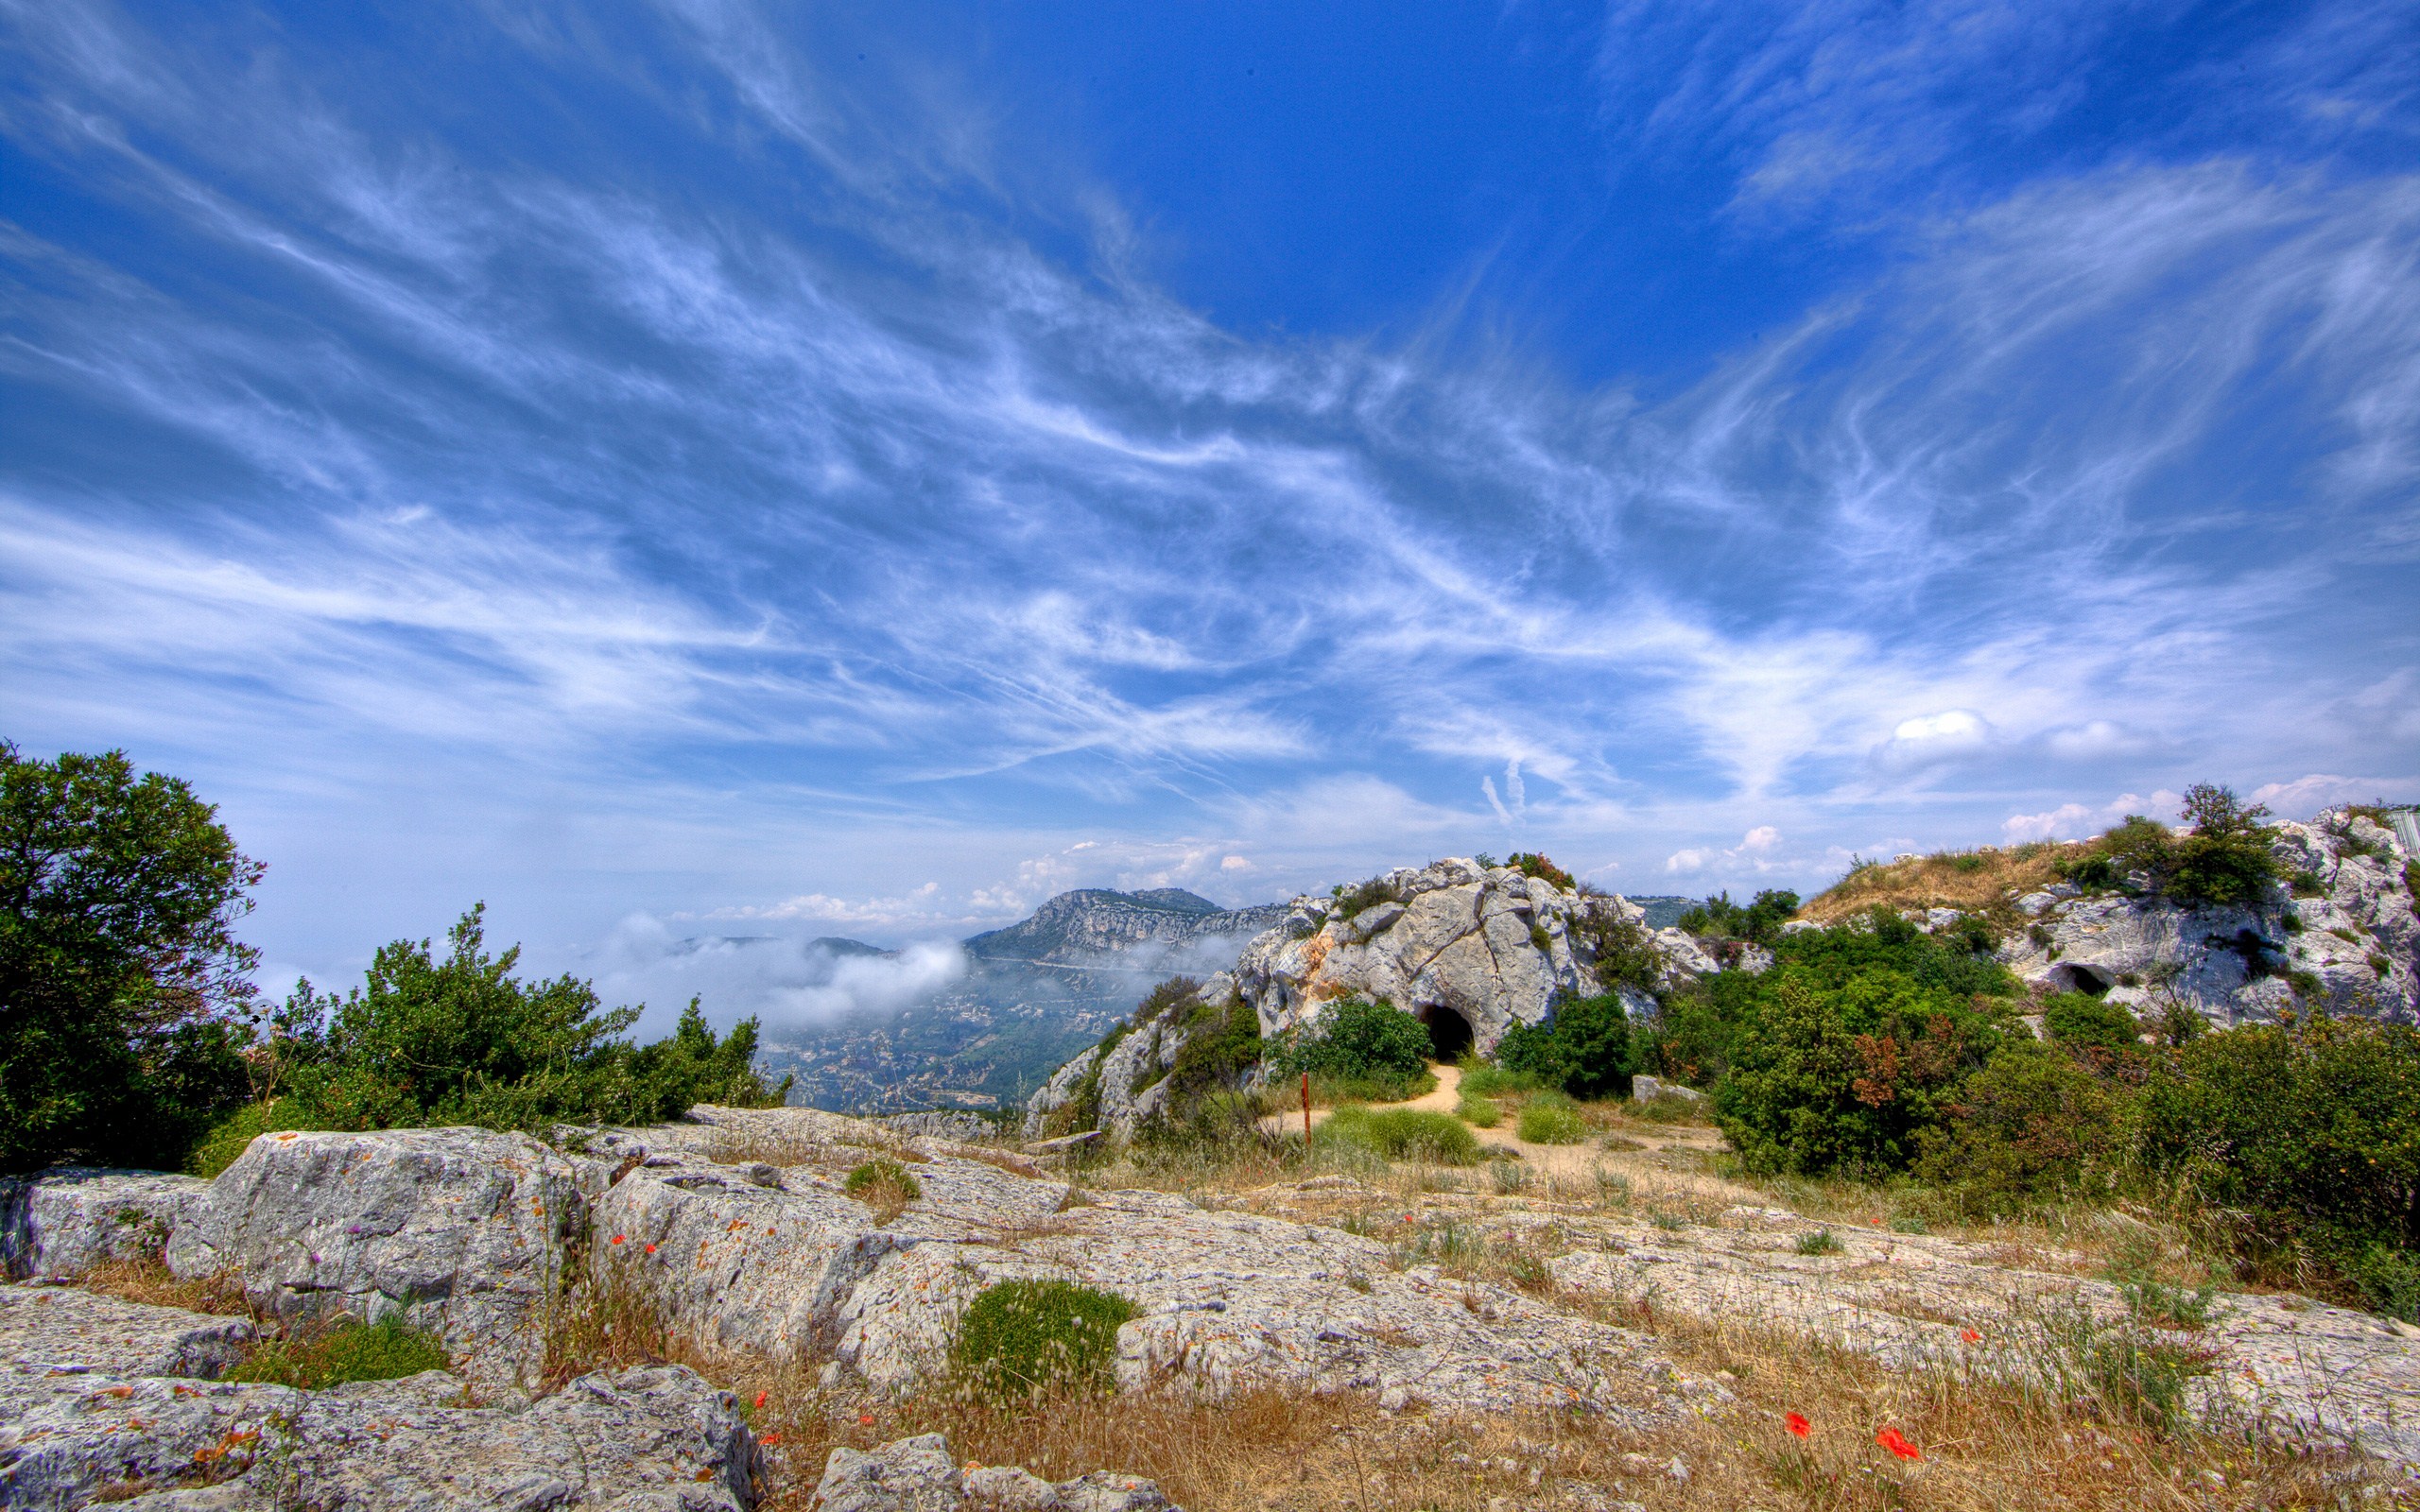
xmin=1234 ymin=859 xmax=1704 ymax=1055
xmin=1993 ymin=807 xmax=2415 ymax=1025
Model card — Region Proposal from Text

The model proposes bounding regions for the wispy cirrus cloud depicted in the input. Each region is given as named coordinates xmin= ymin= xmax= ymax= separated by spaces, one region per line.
xmin=1 ymin=0 xmax=2412 ymax=1019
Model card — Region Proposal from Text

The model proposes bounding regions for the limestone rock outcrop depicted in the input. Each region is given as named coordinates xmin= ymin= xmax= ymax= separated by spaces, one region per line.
xmin=164 ymin=1125 xmax=590 ymax=1392
xmin=1 ymin=1169 xmax=209 ymax=1280
xmin=1232 ymin=860 xmax=1692 ymax=1054
xmin=1996 ymin=807 xmax=2416 ymax=1025
xmin=815 ymin=1433 xmax=1177 ymax=1512
xmin=0 ymin=1283 xmax=759 ymax=1511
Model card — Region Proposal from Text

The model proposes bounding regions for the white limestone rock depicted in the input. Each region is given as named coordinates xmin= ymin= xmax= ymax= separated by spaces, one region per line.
xmin=1 ymin=1364 xmax=756 ymax=1512
xmin=1996 ymin=806 xmax=2416 ymax=1025
xmin=0 ymin=1284 xmax=254 ymax=1429
xmin=164 ymin=1126 xmax=588 ymax=1392
xmin=0 ymin=1169 xmax=209 ymax=1280
xmin=820 ymin=1435 xmax=1178 ymax=1512
xmin=1230 ymin=863 xmax=1692 ymax=1057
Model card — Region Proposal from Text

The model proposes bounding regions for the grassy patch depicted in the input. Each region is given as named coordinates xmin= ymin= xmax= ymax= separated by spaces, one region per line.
xmin=227 ymin=1315 xmax=449 ymax=1388
xmin=950 ymin=1280 xmax=1138 ymax=1405
xmin=1316 ymin=1106 xmax=1480 ymax=1165
xmin=1454 ymin=1092 xmax=1501 ymax=1127
xmin=844 ymin=1158 xmax=923 ymax=1222
xmin=1515 ymin=1091 xmax=1587 ymax=1145
xmin=1454 ymin=1057 xmax=1542 ymax=1098
xmin=1793 ymin=1228 xmax=1845 ymax=1256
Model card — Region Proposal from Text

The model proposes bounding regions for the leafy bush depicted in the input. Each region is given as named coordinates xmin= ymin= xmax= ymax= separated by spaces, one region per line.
xmin=1505 ymin=852 xmax=1575 ymax=890
xmin=2042 ymin=993 xmax=2141 ymax=1050
xmin=950 ymin=1280 xmax=1138 ymax=1403
xmin=1567 ymin=908 xmax=1663 ymax=995
xmin=2139 ymin=1013 xmax=2420 ymax=1315
xmin=1164 ymin=991 xmax=1263 ymax=1108
xmin=228 ymin=1316 xmax=450 ymax=1388
xmin=273 ymin=907 xmax=786 ymax=1135
xmin=1710 ymin=916 xmax=2012 ymax=1176
xmin=2169 ymin=784 xmax=2281 ymax=906
xmin=1495 ymin=993 xmax=1632 ymax=1099
xmin=1795 ymin=1229 xmax=1843 ymax=1256
xmin=1913 ymin=1038 xmax=2131 ymax=1215
xmin=2 ymin=744 xmax=262 ymax=1172
xmin=185 ymin=1097 xmax=321 ymax=1178
xmin=1456 ymin=1092 xmax=1501 ymax=1127
xmin=1675 ymin=888 xmax=1801 ymax=945
xmin=1515 ymin=1091 xmax=1587 ymax=1145
xmin=1317 ymin=1106 xmax=1480 ymax=1164
xmin=844 ymin=1158 xmax=922 ymax=1201
xmin=1330 ymin=876 xmax=1407 ymax=921
xmin=1275 ymin=996 xmax=1432 ymax=1090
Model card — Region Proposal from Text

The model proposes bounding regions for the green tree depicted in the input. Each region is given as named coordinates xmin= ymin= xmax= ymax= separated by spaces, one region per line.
xmin=2169 ymin=783 xmax=2281 ymax=907
xmin=1275 ymin=996 xmax=1431 ymax=1085
xmin=1676 ymin=889 xmax=1802 ymax=945
xmin=1496 ymin=992 xmax=1632 ymax=1098
xmin=277 ymin=904 xmax=783 ymax=1132
xmin=1 ymin=744 xmax=260 ymax=1171
xmin=1915 ymin=1037 xmax=2131 ymax=1214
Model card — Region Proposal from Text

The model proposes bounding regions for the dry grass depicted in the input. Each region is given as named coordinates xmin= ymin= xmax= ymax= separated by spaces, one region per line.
xmin=1799 ymin=843 xmax=2084 ymax=925
xmin=76 ymin=1256 xmax=252 ymax=1317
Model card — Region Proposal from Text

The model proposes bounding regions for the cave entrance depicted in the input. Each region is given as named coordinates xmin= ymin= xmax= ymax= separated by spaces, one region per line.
xmin=2048 ymin=963 xmax=2113 ymax=998
xmin=1418 ymin=1005 xmax=1474 ymax=1063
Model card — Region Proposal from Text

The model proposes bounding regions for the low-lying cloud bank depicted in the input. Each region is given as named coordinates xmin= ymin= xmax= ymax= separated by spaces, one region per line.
xmin=595 ymin=916 xmax=967 ymax=1040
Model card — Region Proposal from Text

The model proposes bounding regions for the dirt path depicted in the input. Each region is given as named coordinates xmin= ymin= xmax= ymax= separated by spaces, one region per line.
xmin=1259 ymin=1064 xmax=1728 ymax=1180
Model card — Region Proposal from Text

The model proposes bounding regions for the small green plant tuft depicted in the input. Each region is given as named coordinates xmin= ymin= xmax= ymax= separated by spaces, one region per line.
xmin=844 ymin=1158 xmax=922 ymax=1221
xmin=228 ymin=1315 xmax=450 ymax=1388
xmin=1794 ymin=1228 xmax=1844 ymax=1256
xmin=950 ymin=1280 xmax=1138 ymax=1404
xmin=1318 ymin=1105 xmax=1481 ymax=1164
xmin=1455 ymin=1092 xmax=1501 ymax=1128
xmin=1515 ymin=1091 xmax=1587 ymax=1145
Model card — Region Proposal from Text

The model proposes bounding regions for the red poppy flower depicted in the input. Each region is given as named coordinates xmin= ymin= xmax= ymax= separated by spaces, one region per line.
xmin=645 ymin=1243 xmax=657 ymax=1254
xmin=1960 ymin=1328 xmax=1981 ymax=1344
xmin=752 ymin=1392 xmax=767 ymax=1410
xmin=1785 ymin=1412 xmax=1810 ymax=1437
xmin=1876 ymin=1426 xmax=1923 ymax=1461
xmin=610 ymin=1234 xmax=624 ymax=1246
xmin=759 ymin=1433 xmax=782 ymax=1447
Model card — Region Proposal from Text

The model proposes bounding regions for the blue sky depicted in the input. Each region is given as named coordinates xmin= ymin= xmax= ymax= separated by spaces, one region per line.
xmin=4 ymin=1 xmax=2416 ymax=1029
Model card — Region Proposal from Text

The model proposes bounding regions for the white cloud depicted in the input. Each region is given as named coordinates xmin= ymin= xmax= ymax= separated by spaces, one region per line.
xmin=2249 ymin=773 xmax=2420 ymax=818
xmin=2001 ymin=790 xmax=2185 ymax=843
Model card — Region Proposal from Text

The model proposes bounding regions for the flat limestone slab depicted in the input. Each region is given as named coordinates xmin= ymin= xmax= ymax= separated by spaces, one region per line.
xmin=0 ymin=1283 xmax=253 ymax=1425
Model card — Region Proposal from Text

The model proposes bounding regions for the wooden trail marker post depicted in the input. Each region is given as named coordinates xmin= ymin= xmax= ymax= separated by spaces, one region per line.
xmin=1302 ymin=1071 xmax=1312 ymax=1147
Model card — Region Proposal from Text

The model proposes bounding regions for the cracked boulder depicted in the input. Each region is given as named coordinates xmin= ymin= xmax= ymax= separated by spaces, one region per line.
xmin=164 ymin=1126 xmax=589 ymax=1392
xmin=1 ymin=1169 xmax=209 ymax=1280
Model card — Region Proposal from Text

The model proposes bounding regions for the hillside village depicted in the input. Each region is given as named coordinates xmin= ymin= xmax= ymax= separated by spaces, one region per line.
xmin=6 ymin=790 xmax=2420 ymax=1509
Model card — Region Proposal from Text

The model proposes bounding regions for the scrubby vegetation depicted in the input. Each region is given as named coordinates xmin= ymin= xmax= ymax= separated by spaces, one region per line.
xmin=1495 ymin=992 xmax=1632 ymax=1098
xmin=1513 ymin=1091 xmax=1587 ymax=1145
xmin=1272 ymin=994 xmax=1433 ymax=1101
xmin=227 ymin=1315 xmax=452 ymax=1388
xmin=1316 ymin=1105 xmax=1481 ymax=1164
xmin=1 ymin=743 xmax=788 ymax=1174
xmin=1675 ymin=888 xmax=1800 ymax=945
xmin=950 ymin=1280 xmax=1138 ymax=1404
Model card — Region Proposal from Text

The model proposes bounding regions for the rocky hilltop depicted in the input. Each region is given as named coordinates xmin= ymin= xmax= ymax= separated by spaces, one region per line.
xmin=964 ymin=888 xmax=1288 ymax=967
xmin=1991 ymin=807 xmax=2416 ymax=1024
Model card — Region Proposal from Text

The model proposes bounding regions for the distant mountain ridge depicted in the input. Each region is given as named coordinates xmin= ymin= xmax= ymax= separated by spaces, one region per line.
xmin=754 ymin=886 xmax=1288 ymax=1114
xmin=965 ymin=887 xmax=1289 ymax=966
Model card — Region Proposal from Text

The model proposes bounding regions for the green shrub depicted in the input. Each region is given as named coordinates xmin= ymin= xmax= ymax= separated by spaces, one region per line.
xmin=844 ymin=1158 xmax=922 ymax=1202
xmin=227 ymin=1315 xmax=450 ymax=1388
xmin=1330 ymin=877 xmax=1407 ymax=921
xmin=1713 ymin=942 xmax=2006 ymax=1177
xmin=1275 ymin=996 xmax=1431 ymax=1086
xmin=1495 ymin=993 xmax=1632 ymax=1099
xmin=1456 ymin=1057 xmax=1542 ymax=1098
xmin=2139 ymin=1012 xmax=2420 ymax=1314
xmin=1506 ymin=852 xmax=1575 ymax=890
xmin=1165 ymin=990 xmax=1263 ymax=1108
xmin=1794 ymin=1229 xmax=1843 ymax=1256
xmin=1914 ymin=1038 xmax=2131 ymax=1215
xmin=2042 ymin=993 xmax=2140 ymax=1051
xmin=185 ymin=1097 xmax=320 ymax=1178
xmin=1317 ymin=1106 xmax=1480 ymax=1164
xmin=2169 ymin=784 xmax=2281 ymax=906
xmin=274 ymin=908 xmax=787 ymax=1136
xmin=1515 ymin=1091 xmax=1587 ymax=1145
xmin=950 ymin=1280 xmax=1138 ymax=1403
xmin=1456 ymin=1091 xmax=1501 ymax=1127
xmin=1675 ymin=889 xmax=1800 ymax=945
